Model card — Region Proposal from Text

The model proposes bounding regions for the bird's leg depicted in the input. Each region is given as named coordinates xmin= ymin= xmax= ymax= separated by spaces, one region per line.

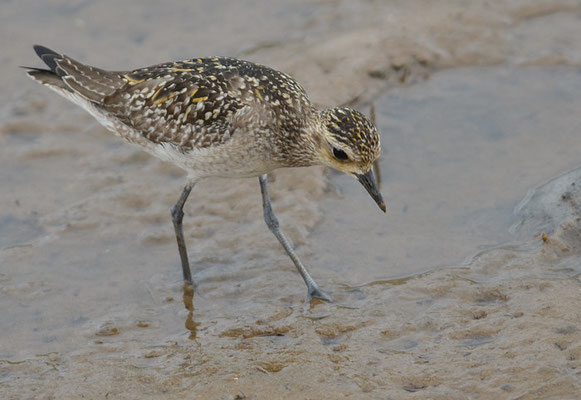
xmin=259 ymin=174 xmax=332 ymax=302
xmin=171 ymin=183 xmax=194 ymax=284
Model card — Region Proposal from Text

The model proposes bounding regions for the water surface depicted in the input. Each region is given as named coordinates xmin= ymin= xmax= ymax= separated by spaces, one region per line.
xmin=312 ymin=66 xmax=581 ymax=282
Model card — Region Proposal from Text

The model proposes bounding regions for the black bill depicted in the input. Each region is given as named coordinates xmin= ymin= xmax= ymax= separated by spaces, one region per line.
xmin=356 ymin=170 xmax=386 ymax=212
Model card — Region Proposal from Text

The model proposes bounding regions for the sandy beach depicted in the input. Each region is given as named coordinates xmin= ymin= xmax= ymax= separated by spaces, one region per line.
xmin=1 ymin=1 xmax=581 ymax=398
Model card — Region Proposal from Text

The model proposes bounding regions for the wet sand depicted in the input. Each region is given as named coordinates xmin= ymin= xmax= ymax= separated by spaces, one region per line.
xmin=2 ymin=1 xmax=581 ymax=399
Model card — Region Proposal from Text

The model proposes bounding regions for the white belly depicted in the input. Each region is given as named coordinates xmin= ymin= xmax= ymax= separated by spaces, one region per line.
xmin=146 ymin=138 xmax=281 ymax=180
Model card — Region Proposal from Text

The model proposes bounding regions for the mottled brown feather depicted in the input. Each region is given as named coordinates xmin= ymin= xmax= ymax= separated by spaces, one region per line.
xmin=35 ymin=54 xmax=314 ymax=151
xmin=101 ymin=57 xmax=314 ymax=150
xmin=52 ymin=55 xmax=125 ymax=102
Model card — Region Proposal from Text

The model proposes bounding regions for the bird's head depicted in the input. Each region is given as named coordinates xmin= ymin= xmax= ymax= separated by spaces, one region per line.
xmin=315 ymin=107 xmax=385 ymax=212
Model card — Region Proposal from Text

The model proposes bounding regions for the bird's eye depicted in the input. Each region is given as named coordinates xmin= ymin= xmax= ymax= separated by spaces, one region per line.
xmin=332 ymin=147 xmax=349 ymax=161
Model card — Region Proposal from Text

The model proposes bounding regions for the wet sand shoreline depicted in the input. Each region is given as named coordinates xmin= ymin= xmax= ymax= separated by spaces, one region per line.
xmin=2 ymin=1 xmax=581 ymax=399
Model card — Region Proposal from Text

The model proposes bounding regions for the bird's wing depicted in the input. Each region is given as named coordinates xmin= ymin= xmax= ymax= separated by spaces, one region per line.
xmin=29 ymin=46 xmax=288 ymax=151
xmin=100 ymin=59 xmax=284 ymax=150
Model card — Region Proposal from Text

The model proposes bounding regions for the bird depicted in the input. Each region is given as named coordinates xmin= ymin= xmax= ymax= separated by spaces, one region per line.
xmin=25 ymin=45 xmax=385 ymax=301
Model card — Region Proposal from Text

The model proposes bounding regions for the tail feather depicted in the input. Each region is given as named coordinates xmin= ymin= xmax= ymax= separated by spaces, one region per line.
xmin=33 ymin=45 xmax=62 ymax=74
xmin=26 ymin=44 xmax=126 ymax=103
xmin=25 ymin=67 xmax=69 ymax=90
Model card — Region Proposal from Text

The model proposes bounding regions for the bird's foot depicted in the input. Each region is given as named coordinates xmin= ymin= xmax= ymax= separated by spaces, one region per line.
xmin=307 ymin=284 xmax=333 ymax=303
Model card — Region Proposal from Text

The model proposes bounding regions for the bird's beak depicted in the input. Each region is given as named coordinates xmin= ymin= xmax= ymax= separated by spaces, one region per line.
xmin=356 ymin=170 xmax=386 ymax=212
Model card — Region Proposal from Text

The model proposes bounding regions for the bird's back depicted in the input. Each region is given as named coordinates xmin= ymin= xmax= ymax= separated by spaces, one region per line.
xmin=27 ymin=46 xmax=315 ymax=156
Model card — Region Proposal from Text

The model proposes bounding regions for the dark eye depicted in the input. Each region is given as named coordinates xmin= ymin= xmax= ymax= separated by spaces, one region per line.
xmin=332 ymin=147 xmax=349 ymax=161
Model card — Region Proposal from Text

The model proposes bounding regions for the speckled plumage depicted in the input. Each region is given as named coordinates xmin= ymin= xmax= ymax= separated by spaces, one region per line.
xmin=26 ymin=45 xmax=381 ymax=181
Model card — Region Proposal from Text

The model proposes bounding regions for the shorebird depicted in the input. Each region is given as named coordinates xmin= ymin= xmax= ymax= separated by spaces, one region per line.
xmin=25 ymin=45 xmax=385 ymax=301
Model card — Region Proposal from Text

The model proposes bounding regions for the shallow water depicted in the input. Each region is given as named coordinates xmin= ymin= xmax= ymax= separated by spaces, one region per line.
xmin=2 ymin=1 xmax=581 ymax=398
xmin=312 ymin=66 xmax=581 ymax=282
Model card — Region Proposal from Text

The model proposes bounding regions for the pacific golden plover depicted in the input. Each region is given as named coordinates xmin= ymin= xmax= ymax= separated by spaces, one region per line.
xmin=25 ymin=45 xmax=385 ymax=301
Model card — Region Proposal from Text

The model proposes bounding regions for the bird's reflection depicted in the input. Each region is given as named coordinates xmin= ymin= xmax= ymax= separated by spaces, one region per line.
xmin=182 ymin=282 xmax=200 ymax=340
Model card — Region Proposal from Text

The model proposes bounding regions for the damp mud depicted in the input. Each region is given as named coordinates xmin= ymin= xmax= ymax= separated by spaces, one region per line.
xmin=2 ymin=1 xmax=581 ymax=399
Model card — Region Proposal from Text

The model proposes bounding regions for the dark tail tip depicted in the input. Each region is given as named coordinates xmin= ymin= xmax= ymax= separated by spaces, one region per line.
xmin=33 ymin=45 xmax=62 ymax=72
